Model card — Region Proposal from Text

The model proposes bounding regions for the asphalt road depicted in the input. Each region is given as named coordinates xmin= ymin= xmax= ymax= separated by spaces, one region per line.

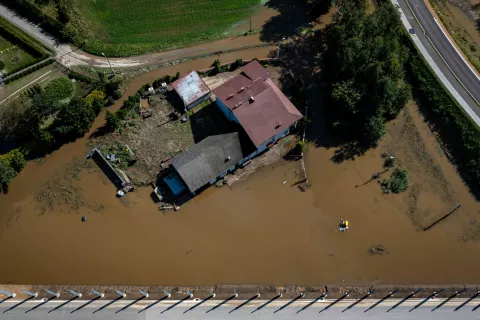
xmin=396 ymin=0 xmax=480 ymax=119
xmin=0 ymin=298 xmax=478 ymax=319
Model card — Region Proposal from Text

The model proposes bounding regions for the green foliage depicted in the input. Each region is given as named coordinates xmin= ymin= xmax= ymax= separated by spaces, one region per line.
xmin=112 ymin=89 xmax=123 ymax=100
xmin=152 ymin=74 xmax=173 ymax=88
xmin=383 ymin=156 xmax=396 ymax=169
xmin=4 ymin=58 xmax=54 ymax=83
xmin=235 ymin=58 xmax=243 ymax=68
xmin=0 ymin=60 xmax=4 ymax=70
xmin=104 ymin=78 xmax=122 ymax=96
xmin=381 ymin=168 xmax=409 ymax=194
xmin=106 ymin=96 xmax=115 ymax=106
xmin=363 ymin=115 xmax=386 ymax=147
xmin=68 ymin=71 xmax=94 ymax=84
xmin=105 ymin=110 xmax=121 ymax=131
xmin=0 ymin=159 xmax=16 ymax=192
xmin=324 ymin=0 xmax=411 ymax=145
xmin=297 ymin=141 xmax=308 ymax=154
xmin=0 ymin=149 xmax=27 ymax=172
xmin=53 ymin=97 xmax=95 ymax=138
xmin=44 ymin=77 xmax=74 ymax=100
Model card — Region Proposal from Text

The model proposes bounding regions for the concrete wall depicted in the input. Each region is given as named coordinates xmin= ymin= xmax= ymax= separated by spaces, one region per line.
xmin=216 ymin=98 xmax=239 ymax=123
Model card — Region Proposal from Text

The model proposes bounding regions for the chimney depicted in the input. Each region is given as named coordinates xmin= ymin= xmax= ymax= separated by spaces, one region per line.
xmin=226 ymin=156 xmax=231 ymax=161
xmin=239 ymin=87 xmax=245 ymax=92
xmin=227 ymin=93 xmax=234 ymax=100
xmin=249 ymin=96 xmax=255 ymax=102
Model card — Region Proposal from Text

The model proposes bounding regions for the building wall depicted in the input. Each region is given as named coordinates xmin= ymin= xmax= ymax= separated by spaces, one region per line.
xmin=209 ymin=163 xmax=237 ymax=185
xmin=186 ymin=92 xmax=211 ymax=110
xmin=238 ymin=127 xmax=291 ymax=165
xmin=216 ymin=98 xmax=240 ymax=123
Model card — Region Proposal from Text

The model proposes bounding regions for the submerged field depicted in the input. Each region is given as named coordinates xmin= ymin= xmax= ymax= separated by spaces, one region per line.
xmin=76 ymin=0 xmax=261 ymax=56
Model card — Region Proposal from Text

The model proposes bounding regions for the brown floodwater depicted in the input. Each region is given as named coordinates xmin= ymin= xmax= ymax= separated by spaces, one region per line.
xmin=0 ymin=12 xmax=479 ymax=285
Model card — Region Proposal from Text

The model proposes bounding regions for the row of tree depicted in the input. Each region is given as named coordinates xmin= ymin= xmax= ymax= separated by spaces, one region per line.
xmin=0 ymin=73 xmax=123 ymax=192
xmin=322 ymin=0 xmax=411 ymax=147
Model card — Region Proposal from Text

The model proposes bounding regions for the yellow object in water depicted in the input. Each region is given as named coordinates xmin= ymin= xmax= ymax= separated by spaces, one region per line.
xmin=345 ymin=220 xmax=349 ymax=228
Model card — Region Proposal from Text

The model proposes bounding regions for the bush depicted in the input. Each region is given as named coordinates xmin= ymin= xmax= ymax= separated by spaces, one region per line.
xmin=105 ymin=110 xmax=122 ymax=131
xmin=0 ymin=60 xmax=4 ymax=70
xmin=106 ymin=96 xmax=115 ymax=106
xmin=0 ymin=159 xmax=16 ymax=192
xmin=53 ymin=97 xmax=95 ymax=139
xmin=84 ymin=90 xmax=106 ymax=106
xmin=381 ymin=168 xmax=409 ymax=194
xmin=68 ymin=71 xmax=93 ymax=84
xmin=44 ymin=77 xmax=74 ymax=101
xmin=112 ymin=89 xmax=123 ymax=100
xmin=363 ymin=115 xmax=386 ymax=147
xmin=0 ymin=149 xmax=27 ymax=173
xmin=297 ymin=141 xmax=308 ymax=154
xmin=383 ymin=156 xmax=396 ymax=169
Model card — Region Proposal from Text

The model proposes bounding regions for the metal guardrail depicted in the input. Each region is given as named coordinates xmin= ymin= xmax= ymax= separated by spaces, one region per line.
xmin=0 ymin=287 xmax=479 ymax=314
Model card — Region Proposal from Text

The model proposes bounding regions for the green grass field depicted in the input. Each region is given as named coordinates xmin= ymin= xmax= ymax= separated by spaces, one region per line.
xmin=0 ymin=36 xmax=14 ymax=52
xmin=75 ymin=0 xmax=261 ymax=56
xmin=0 ymin=47 xmax=36 ymax=73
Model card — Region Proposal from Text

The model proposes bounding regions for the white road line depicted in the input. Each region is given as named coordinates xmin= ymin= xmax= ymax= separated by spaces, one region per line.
xmin=392 ymin=0 xmax=480 ymax=127
xmin=0 ymin=70 xmax=52 ymax=105
xmin=432 ymin=16 xmax=480 ymax=81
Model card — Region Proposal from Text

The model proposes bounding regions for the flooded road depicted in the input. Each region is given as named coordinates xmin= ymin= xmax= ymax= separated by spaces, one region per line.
xmin=0 ymin=12 xmax=479 ymax=285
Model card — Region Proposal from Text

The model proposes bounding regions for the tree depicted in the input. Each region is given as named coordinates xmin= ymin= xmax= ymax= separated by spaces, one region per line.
xmin=53 ymin=97 xmax=95 ymax=139
xmin=0 ymin=60 xmax=4 ymax=70
xmin=381 ymin=168 xmax=409 ymax=193
xmin=0 ymin=159 xmax=16 ymax=192
xmin=113 ymin=89 xmax=123 ymax=99
xmin=105 ymin=110 xmax=121 ymax=131
xmin=363 ymin=115 xmax=386 ymax=147
xmin=31 ymin=91 xmax=62 ymax=121
xmin=44 ymin=77 xmax=74 ymax=101
xmin=2 ymin=149 xmax=27 ymax=172
xmin=323 ymin=0 xmax=410 ymax=145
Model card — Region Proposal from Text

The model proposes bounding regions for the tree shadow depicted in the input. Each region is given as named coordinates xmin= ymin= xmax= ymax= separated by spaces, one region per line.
xmin=331 ymin=141 xmax=368 ymax=163
xmin=261 ymin=0 xmax=311 ymax=42
xmin=88 ymin=125 xmax=112 ymax=139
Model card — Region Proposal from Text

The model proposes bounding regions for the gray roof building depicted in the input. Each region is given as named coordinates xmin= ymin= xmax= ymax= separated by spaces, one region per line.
xmin=170 ymin=132 xmax=245 ymax=194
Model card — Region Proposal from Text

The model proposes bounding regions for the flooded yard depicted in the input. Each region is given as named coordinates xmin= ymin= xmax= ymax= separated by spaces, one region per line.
xmin=0 ymin=5 xmax=479 ymax=286
xmin=0 ymin=88 xmax=479 ymax=286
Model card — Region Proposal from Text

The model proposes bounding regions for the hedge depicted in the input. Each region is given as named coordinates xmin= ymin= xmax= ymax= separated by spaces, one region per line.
xmin=4 ymin=58 xmax=54 ymax=84
xmin=68 ymin=71 xmax=94 ymax=84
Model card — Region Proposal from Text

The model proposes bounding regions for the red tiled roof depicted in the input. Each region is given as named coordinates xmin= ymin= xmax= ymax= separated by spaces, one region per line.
xmin=172 ymin=71 xmax=210 ymax=106
xmin=213 ymin=62 xmax=303 ymax=147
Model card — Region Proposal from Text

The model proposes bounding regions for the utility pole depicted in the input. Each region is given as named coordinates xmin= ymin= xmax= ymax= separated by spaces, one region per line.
xmin=101 ymin=52 xmax=115 ymax=75
xmin=249 ymin=16 xmax=252 ymax=32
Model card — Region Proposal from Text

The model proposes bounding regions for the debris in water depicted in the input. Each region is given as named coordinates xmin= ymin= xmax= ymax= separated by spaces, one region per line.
xmin=282 ymin=181 xmax=287 ymax=185
xmin=81 ymin=216 xmax=87 ymax=222
xmin=369 ymin=245 xmax=386 ymax=255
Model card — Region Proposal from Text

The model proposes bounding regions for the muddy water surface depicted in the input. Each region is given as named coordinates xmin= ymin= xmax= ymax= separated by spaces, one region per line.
xmin=1 ymin=50 xmax=480 ymax=286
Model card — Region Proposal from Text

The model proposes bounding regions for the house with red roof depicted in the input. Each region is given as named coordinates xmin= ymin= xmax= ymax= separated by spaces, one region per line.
xmin=213 ymin=60 xmax=303 ymax=162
